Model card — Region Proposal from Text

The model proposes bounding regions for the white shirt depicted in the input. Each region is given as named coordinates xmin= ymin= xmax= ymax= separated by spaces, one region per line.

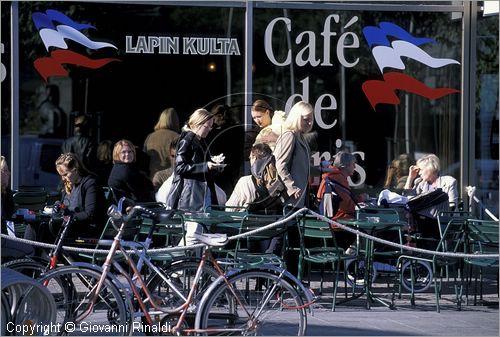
xmin=225 ymin=175 xmax=256 ymax=211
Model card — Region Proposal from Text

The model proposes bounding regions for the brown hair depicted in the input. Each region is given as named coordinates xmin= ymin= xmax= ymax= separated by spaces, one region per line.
xmin=55 ymin=153 xmax=91 ymax=193
xmin=251 ymin=99 xmax=274 ymax=118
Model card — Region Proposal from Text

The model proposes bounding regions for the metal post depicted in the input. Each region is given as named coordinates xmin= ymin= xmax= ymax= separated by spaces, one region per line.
xmin=244 ymin=0 xmax=253 ymax=131
xmin=225 ymin=7 xmax=233 ymax=106
xmin=461 ymin=2 xmax=477 ymax=212
xmin=10 ymin=2 xmax=19 ymax=190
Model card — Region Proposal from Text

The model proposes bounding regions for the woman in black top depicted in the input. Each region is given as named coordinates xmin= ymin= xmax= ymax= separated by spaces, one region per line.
xmin=55 ymin=153 xmax=106 ymax=238
xmin=166 ymin=108 xmax=225 ymax=211
xmin=24 ymin=153 xmax=106 ymax=241
xmin=108 ymin=139 xmax=155 ymax=203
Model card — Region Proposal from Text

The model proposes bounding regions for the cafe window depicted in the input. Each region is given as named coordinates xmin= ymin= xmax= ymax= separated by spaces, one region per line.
xmin=253 ymin=8 xmax=462 ymax=194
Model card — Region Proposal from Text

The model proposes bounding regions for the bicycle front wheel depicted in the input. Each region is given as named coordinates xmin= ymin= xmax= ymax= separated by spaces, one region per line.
xmin=3 ymin=258 xmax=47 ymax=279
xmin=196 ymin=270 xmax=307 ymax=336
xmin=38 ymin=266 xmax=130 ymax=336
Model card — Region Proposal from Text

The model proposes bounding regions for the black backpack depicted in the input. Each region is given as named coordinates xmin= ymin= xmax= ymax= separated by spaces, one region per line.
xmin=246 ymin=156 xmax=287 ymax=214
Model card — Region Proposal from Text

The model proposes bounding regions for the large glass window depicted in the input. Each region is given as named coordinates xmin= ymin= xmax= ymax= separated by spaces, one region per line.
xmin=474 ymin=7 xmax=499 ymax=217
xmin=253 ymin=8 xmax=462 ymax=195
xmin=2 ymin=1 xmax=498 ymax=218
xmin=11 ymin=2 xmax=245 ymax=189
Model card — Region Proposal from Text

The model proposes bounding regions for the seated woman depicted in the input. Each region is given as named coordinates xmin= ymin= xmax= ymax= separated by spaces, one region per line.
xmin=404 ymin=153 xmax=458 ymax=215
xmin=316 ymin=151 xmax=368 ymax=249
xmin=25 ymin=153 xmax=107 ymax=242
xmin=108 ymin=139 xmax=155 ymax=203
xmin=403 ymin=154 xmax=458 ymax=243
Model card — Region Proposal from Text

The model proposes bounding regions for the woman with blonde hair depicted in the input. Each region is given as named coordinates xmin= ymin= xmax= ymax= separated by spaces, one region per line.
xmin=108 ymin=139 xmax=155 ymax=202
xmin=25 ymin=153 xmax=106 ymax=241
xmin=404 ymin=153 xmax=458 ymax=210
xmin=273 ymin=101 xmax=314 ymax=208
xmin=144 ymin=107 xmax=180 ymax=179
xmin=166 ymin=108 xmax=226 ymax=211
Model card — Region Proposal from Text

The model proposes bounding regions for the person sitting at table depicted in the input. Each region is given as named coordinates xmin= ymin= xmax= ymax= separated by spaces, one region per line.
xmin=404 ymin=153 xmax=458 ymax=213
xmin=108 ymin=139 xmax=156 ymax=203
xmin=226 ymin=143 xmax=286 ymax=254
xmin=316 ymin=151 xmax=369 ymax=250
xmin=226 ymin=143 xmax=285 ymax=213
xmin=403 ymin=154 xmax=458 ymax=244
xmin=25 ymin=153 xmax=107 ymax=243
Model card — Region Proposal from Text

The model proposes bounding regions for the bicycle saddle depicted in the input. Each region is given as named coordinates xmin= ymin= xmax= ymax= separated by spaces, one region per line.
xmin=192 ymin=232 xmax=228 ymax=246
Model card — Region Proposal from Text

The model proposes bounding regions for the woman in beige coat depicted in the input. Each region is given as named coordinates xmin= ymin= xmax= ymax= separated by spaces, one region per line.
xmin=273 ymin=101 xmax=314 ymax=209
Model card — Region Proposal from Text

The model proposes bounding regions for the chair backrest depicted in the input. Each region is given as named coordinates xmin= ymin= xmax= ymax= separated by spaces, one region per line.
xmin=235 ymin=214 xmax=287 ymax=259
xmin=435 ymin=217 xmax=468 ymax=254
xmin=466 ymin=219 xmax=499 ymax=249
xmin=437 ymin=211 xmax=471 ymax=238
xmin=299 ymin=215 xmax=343 ymax=248
xmin=136 ymin=211 xmax=186 ymax=247
xmin=13 ymin=190 xmax=48 ymax=211
xmin=205 ymin=204 xmax=248 ymax=218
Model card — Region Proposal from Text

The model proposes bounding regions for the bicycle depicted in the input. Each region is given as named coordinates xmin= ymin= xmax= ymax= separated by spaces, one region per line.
xmin=3 ymin=202 xmax=76 ymax=279
xmin=37 ymin=201 xmax=315 ymax=335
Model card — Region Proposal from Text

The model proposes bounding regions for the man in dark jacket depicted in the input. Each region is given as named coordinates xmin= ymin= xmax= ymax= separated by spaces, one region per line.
xmin=61 ymin=115 xmax=97 ymax=170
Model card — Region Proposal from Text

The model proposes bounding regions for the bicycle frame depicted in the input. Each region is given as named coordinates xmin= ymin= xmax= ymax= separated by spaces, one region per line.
xmin=77 ymin=202 xmax=315 ymax=335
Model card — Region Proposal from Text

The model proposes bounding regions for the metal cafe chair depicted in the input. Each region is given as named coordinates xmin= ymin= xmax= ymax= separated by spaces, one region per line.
xmin=13 ymin=190 xmax=48 ymax=211
xmin=463 ymin=219 xmax=499 ymax=305
xmin=296 ymin=215 xmax=351 ymax=311
xmin=395 ymin=218 xmax=468 ymax=312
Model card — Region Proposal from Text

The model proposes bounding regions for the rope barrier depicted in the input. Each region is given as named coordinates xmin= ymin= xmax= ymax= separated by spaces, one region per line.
xmin=2 ymin=207 xmax=498 ymax=259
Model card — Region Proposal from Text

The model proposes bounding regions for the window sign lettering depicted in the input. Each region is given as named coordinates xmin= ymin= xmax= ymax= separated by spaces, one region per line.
xmin=125 ymin=36 xmax=241 ymax=55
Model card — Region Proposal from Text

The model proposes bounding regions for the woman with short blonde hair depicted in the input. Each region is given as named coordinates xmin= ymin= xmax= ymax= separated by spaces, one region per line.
xmin=273 ymin=101 xmax=314 ymax=208
xmin=154 ymin=107 xmax=180 ymax=132
xmin=109 ymin=140 xmax=155 ymax=202
xmin=405 ymin=153 xmax=458 ymax=211
xmin=112 ymin=139 xmax=136 ymax=162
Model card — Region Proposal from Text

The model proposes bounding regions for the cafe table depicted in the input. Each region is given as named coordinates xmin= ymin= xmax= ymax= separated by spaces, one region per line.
xmin=336 ymin=217 xmax=408 ymax=309
xmin=182 ymin=211 xmax=247 ymax=235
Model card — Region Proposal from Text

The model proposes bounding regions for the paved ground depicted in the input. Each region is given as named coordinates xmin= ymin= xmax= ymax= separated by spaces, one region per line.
xmin=129 ymin=270 xmax=498 ymax=336
xmin=299 ymin=271 xmax=499 ymax=336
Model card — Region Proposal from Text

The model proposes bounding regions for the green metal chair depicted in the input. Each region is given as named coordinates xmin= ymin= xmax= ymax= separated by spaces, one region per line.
xmin=463 ymin=219 xmax=499 ymax=305
xmin=395 ymin=217 xmax=467 ymax=312
xmin=297 ymin=215 xmax=351 ymax=311
xmin=231 ymin=213 xmax=288 ymax=268
xmin=13 ymin=190 xmax=48 ymax=211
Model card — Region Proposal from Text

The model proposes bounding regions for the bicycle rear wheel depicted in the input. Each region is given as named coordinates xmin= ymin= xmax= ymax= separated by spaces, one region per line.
xmin=38 ymin=266 xmax=130 ymax=336
xmin=144 ymin=260 xmax=220 ymax=331
xmin=196 ymin=270 xmax=307 ymax=336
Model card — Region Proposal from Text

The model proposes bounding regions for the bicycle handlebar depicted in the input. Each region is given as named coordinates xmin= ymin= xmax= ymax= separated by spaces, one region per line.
xmin=107 ymin=198 xmax=176 ymax=224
